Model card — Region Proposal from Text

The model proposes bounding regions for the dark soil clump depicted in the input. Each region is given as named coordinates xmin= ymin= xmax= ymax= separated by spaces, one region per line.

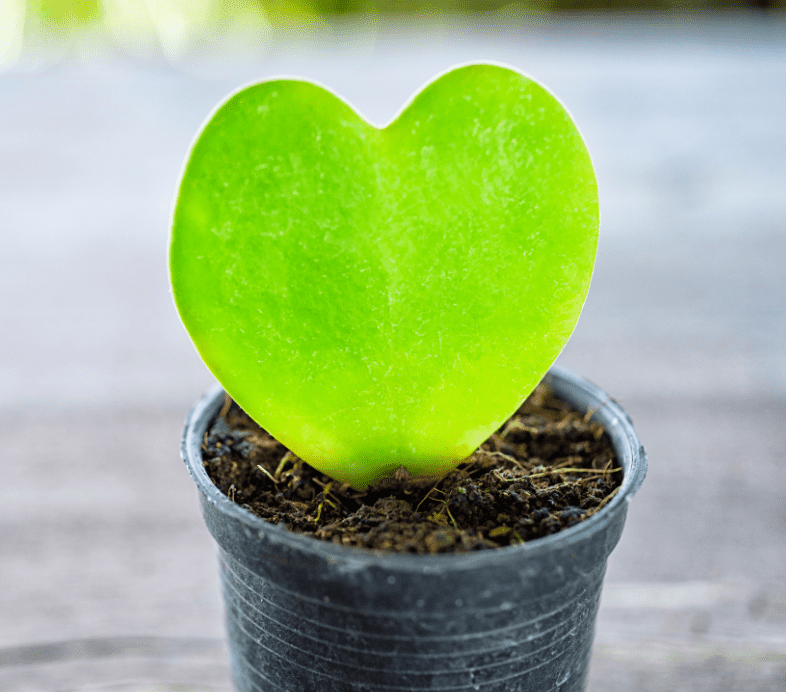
xmin=202 ymin=384 xmax=621 ymax=554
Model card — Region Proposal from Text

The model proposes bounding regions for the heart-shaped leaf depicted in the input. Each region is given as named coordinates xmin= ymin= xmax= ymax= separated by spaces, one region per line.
xmin=171 ymin=64 xmax=598 ymax=488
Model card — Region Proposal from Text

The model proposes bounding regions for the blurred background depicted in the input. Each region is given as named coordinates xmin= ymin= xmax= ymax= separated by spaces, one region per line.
xmin=0 ymin=0 xmax=784 ymax=70
xmin=1 ymin=2 xmax=785 ymax=691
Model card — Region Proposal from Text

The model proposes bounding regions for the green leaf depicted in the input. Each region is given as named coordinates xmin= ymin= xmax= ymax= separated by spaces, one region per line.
xmin=171 ymin=63 xmax=598 ymax=488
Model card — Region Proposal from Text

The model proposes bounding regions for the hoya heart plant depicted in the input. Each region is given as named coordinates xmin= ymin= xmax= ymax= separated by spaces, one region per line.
xmin=170 ymin=63 xmax=598 ymax=489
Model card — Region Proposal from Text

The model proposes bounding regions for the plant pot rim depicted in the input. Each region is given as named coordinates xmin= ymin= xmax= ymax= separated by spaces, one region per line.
xmin=182 ymin=365 xmax=647 ymax=573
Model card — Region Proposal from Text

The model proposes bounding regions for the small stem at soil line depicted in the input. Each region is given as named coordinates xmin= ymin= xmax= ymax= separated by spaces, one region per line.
xmin=594 ymin=485 xmax=621 ymax=511
xmin=256 ymin=464 xmax=278 ymax=484
xmin=500 ymin=419 xmax=539 ymax=437
xmin=415 ymin=482 xmax=442 ymax=513
xmin=219 ymin=392 xmax=232 ymax=420
xmin=444 ymin=503 xmax=459 ymax=529
xmin=483 ymin=450 xmax=525 ymax=468
xmin=527 ymin=467 xmax=621 ymax=479
xmin=274 ymin=452 xmax=295 ymax=479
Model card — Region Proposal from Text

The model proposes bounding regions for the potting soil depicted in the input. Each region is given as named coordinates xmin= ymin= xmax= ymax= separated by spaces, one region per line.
xmin=202 ymin=384 xmax=621 ymax=554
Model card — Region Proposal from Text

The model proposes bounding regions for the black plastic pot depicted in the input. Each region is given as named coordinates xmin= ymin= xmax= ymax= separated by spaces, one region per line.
xmin=181 ymin=366 xmax=647 ymax=692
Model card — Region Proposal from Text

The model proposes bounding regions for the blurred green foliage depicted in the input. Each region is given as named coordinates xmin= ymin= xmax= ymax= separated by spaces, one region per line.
xmin=20 ymin=0 xmax=786 ymax=29
xmin=0 ymin=0 xmax=780 ymax=69
xmin=33 ymin=0 xmax=102 ymax=27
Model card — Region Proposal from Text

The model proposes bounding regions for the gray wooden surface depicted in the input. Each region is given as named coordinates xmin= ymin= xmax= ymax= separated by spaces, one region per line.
xmin=1 ymin=15 xmax=785 ymax=691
